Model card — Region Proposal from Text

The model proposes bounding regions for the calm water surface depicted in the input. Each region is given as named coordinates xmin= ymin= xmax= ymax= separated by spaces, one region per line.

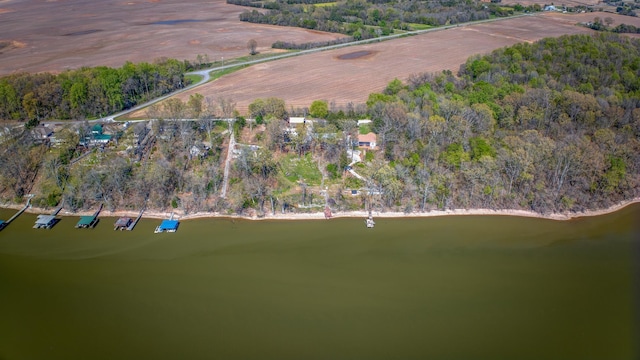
xmin=1 ymin=206 xmax=639 ymax=359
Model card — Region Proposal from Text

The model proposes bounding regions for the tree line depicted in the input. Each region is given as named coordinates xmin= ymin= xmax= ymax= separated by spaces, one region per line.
xmin=233 ymin=0 xmax=521 ymax=41
xmin=0 ymin=58 xmax=188 ymax=124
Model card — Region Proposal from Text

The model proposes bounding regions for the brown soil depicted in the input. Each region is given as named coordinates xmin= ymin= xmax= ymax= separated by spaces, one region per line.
xmin=3 ymin=2 xmax=639 ymax=117
xmin=0 ymin=0 xmax=345 ymax=75
xmin=165 ymin=13 xmax=608 ymax=115
xmin=336 ymin=51 xmax=377 ymax=60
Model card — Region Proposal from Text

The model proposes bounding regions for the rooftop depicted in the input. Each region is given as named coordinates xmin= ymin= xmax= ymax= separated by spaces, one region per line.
xmin=35 ymin=215 xmax=57 ymax=225
xmin=158 ymin=219 xmax=179 ymax=231
xmin=358 ymin=132 xmax=377 ymax=143
xmin=76 ymin=216 xmax=96 ymax=226
xmin=114 ymin=217 xmax=132 ymax=227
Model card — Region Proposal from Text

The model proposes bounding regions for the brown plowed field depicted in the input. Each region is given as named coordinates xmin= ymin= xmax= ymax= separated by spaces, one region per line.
xmin=0 ymin=0 xmax=345 ymax=75
xmin=3 ymin=0 xmax=639 ymax=116
xmin=171 ymin=13 xmax=610 ymax=114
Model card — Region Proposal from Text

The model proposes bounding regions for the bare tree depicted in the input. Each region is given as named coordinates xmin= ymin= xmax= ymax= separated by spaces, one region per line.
xmin=218 ymin=97 xmax=237 ymax=119
xmin=247 ymin=39 xmax=258 ymax=55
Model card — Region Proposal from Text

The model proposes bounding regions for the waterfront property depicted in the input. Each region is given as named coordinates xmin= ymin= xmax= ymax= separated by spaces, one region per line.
xmin=114 ymin=217 xmax=133 ymax=231
xmin=33 ymin=215 xmax=58 ymax=229
xmin=154 ymin=219 xmax=179 ymax=233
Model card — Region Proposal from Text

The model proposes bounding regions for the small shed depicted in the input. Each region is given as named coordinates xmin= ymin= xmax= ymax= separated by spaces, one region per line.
xmin=155 ymin=219 xmax=179 ymax=233
xmin=114 ymin=217 xmax=133 ymax=230
xmin=288 ymin=117 xmax=306 ymax=125
xmin=34 ymin=215 xmax=57 ymax=229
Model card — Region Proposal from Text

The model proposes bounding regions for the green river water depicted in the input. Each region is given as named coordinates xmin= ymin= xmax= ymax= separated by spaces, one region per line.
xmin=0 ymin=205 xmax=639 ymax=359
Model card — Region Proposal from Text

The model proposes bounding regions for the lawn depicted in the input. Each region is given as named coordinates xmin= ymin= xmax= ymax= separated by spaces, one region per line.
xmin=407 ymin=23 xmax=434 ymax=30
xmin=281 ymin=153 xmax=322 ymax=186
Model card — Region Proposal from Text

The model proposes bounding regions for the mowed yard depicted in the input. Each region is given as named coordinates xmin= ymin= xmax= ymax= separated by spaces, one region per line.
xmin=169 ymin=12 xmax=619 ymax=115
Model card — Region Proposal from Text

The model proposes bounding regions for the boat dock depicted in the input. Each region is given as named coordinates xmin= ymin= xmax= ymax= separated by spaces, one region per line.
xmin=114 ymin=217 xmax=132 ymax=231
xmin=154 ymin=213 xmax=179 ymax=233
xmin=113 ymin=208 xmax=144 ymax=231
xmin=34 ymin=202 xmax=63 ymax=229
xmin=0 ymin=197 xmax=31 ymax=231
xmin=365 ymin=211 xmax=375 ymax=228
xmin=75 ymin=204 xmax=103 ymax=229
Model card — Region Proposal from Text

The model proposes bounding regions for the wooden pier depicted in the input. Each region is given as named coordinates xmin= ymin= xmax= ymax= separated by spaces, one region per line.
xmin=0 ymin=197 xmax=31 ymax=231
xmin=128 ymin=208 xmax=145 ymax=231
xmin=51 ymin=204 xmax=63 ymax=216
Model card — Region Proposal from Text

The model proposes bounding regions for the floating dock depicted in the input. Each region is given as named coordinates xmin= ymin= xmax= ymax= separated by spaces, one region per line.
xmin=75 ymin=216 xmax=99 ymax=229
xmin=114 ymin=217 xmax=132 ymax=231
xmin=114 ymin=208 xmax=144 ymax=231
xmin=154 ymin=213 xmax=179 ymax=233
xmin=75 ymin=204 xmax=102 ymax=229
xmin=34 ymin=202 xmax=63 ymax=229
xmin=365 ymin=212 xmax=375 ymax=228
xmin=34 ymin=215 xmax=58 ymax=229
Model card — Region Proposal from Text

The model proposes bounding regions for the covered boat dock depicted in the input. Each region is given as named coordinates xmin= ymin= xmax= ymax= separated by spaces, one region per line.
xmin=114 ymin=217 xmax=133 ymax=231
xmin=34 ymin=215 xmax=58 ymax=229
xmin=154 ymin=219 xmax=179 ymax=233
xmin=76 ymin=215 xmax=99 ymax=229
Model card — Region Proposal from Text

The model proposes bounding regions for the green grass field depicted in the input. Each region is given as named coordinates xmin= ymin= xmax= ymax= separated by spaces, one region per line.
xmin=407 ymin=23 xmax=434 ymax=30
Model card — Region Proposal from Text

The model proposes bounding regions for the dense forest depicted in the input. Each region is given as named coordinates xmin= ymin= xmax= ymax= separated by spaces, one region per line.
xmin=0 ymin=58 xmax=188 ymax=124
xmin=1 ymin=33 xmax=638 ymax=216
xmin=231 ymin=0 xmax=524 ymax=41
xmin=360 ymin=32 xmax=640 ymax=213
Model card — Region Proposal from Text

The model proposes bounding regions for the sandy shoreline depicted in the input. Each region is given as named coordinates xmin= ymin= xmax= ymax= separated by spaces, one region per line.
xmin=3 ymin=197 xmax=639 ymax=222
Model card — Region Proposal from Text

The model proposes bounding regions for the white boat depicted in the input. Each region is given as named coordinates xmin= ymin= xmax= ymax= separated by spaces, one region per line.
xmin=365 ymin=214 xmax=375 ymax=228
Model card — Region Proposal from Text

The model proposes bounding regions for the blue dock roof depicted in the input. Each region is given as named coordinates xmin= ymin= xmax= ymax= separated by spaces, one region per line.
xmin=158 ymin=219 xmax=179 ymax=231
